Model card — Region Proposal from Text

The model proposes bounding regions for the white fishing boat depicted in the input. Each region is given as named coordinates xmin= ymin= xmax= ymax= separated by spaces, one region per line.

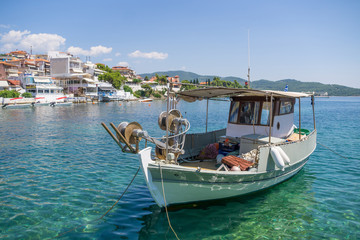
xmin=49 ymin=97 xmax=73 ymax=107
xmin=102 ymin=85 xmax=317 ymax=207
xmin=2 ymin=97 xmax=31 ymax=109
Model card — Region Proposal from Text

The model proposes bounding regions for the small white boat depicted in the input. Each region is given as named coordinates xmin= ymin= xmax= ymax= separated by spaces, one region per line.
xmin=2 ymin=97 xmax=31 ymax=109
xmin=49 ymin=97 xmax=73 ymax=107
xmin=2 ymin=103 xmax=32 ymax=109
xmin=139 ymin=98 xmax=153 ymax=102
xmin=102 ymin=86 xmax=317 ymax=207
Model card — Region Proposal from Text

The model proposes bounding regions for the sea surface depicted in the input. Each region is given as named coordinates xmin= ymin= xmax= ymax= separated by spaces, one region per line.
xmin=0 ymin=97 xmax=359 ymax=239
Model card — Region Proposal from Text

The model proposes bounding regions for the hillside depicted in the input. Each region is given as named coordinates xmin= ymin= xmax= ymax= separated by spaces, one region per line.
xmin=139 ymin=71 xmax=360 ymax=96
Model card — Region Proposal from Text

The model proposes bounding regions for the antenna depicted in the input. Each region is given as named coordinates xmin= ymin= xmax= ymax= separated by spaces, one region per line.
xmin=247 ymin=30 xmax=250 ymax=88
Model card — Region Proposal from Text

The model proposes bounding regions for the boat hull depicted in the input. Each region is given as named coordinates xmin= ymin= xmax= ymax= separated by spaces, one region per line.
xmin=138 ymin=131 xmax=316 ymax=207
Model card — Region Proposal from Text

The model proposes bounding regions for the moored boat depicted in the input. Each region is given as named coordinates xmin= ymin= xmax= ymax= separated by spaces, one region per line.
xmin=139 ymin=98 xmax=153 ymax=102
xmin=102 ymin=85 xmax=317 ymax=207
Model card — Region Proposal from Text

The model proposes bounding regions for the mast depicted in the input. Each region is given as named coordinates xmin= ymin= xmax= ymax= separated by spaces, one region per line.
xmin=247 ymin=30 xmax=250 ymax=88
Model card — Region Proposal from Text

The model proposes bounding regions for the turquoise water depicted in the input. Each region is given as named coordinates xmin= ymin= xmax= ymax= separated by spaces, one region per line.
xmin=0 ymin=97 xmax=359 ymax=239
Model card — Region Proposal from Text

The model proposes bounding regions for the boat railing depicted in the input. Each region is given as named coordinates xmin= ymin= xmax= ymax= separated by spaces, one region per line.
xmin=180 ymin=128 xmax=226 ymax=159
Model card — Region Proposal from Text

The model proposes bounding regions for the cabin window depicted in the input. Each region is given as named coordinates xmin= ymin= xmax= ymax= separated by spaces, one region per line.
xmin=45 ymin=90 xmax=49 ymax=93
xmin=239 ymin=101 xmax=260 ymax=124
xmin=260 ymin=102 xmax=271 ymax=125
xmin=279 ymin=101 xmax=294 ymax=115
xmin=38 ymin=90 xmax=43 ymax=93
xmin=229 ymin=102 xmax=240 ymax=123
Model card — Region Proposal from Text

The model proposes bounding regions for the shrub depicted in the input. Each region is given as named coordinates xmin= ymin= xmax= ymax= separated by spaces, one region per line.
xmin=153 ymin=93 xmax=161 ymax=98
xmin=22 ymin=92 xmax=33 ymax=98
xmin=0 ymin=90 xmax=20 ymax=98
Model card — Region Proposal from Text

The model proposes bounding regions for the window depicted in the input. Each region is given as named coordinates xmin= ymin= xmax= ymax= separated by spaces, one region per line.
xmin=229 ymin=102 xmax=239 ymax=123
xmin=45 ymin=90 xmax=49 ymax=93
xmin=239 ymin=101 xmax=260 ymax=125
xmin=279 ymin=101 xmax=294 ymax=114
xmin=38 ymin=90 xmax=43 ymax=93
xmin=260 ymin=102 xmax=271 ymax=125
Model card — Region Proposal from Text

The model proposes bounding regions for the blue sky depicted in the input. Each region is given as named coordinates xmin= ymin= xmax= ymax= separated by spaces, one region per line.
xmin=1 ymin=0 xmax=359 ymax=88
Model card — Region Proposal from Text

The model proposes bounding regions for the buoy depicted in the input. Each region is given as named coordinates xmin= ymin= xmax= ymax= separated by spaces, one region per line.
xmin=275 ymin=147 xmax=290 ymax=165
xmin=119 ymin=104 xmax=122 ymax=106
xmin=148 ymin=104 xmax=151 ymax=106
xmin=231 ymin=166 xmax=241 ymax=171
xmin=270 ymin=147 xmax=285 ymax=171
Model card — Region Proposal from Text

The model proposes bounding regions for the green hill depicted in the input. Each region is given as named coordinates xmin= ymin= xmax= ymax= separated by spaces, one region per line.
xmin=139 ymin=71 xmax=360 ymax=96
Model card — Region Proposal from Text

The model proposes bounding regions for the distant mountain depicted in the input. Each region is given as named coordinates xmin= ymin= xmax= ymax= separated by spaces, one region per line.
xmin=139 ymin=71 xmax=360 ymax=96
xmin=139 ymin=70 xmax=247 ymax=84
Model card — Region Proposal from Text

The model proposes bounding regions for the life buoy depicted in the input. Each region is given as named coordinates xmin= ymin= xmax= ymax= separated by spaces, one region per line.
xmin=275 ymin=146 xmax=290 ymax=165
xmin=270 ymin=147 xmax=285 ymax=171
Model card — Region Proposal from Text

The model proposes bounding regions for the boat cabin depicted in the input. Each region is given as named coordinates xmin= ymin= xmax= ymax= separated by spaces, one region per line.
xmin=227 ymin=96 xmax=295 ymax=139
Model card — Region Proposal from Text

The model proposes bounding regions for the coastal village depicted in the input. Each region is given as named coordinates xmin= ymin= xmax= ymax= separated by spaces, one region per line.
xmin=0 ymin=50 xmax=181 ymax=105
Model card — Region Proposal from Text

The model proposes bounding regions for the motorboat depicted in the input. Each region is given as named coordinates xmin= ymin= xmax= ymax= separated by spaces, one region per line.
xmin=102 ymin=85 xmax=317 ymax=207
xmin=139 ymin=98 xmax=153 ymax=102
xmin=49 ymin=97 xmax=73 ymax=107
xmin=2 ymin=97 xmax=31 ymax=109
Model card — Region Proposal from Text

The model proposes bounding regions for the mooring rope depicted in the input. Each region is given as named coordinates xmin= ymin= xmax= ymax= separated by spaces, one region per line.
xmin=55 ymin=166 xmax=140 ymax=239
xmin=159 ymin=164 xmax=180 ymax=240
xmin=317 ymin=142 xmax=349 ymax=159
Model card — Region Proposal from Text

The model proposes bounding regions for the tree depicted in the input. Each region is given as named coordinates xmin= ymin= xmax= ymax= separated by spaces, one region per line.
xmin=96 ymin=64 xmax=112 ymax=73
xmin=132 ymin=78 xmax=142 ymax=84
xmin=180 ymin=80 xmax=197 ymax=91
xmin=123 ymin=85 xmax=133 ymax=94
xmin=98 ymin=71 xmax=127 ymax=89
xmin=144 ymin=76 xmax=149 ymax=81
xmin=155 ymin=74 xmax=167 ymax=85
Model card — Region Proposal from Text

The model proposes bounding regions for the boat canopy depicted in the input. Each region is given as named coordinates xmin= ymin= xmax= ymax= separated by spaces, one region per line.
xmin=177 ymin=87 xmax=311 ymax=102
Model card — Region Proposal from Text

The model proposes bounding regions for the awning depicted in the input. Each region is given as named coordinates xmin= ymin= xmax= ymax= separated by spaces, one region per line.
xmin=0 ymin=81 xmax=9 ymax=87
xmin=34 ymin=78 xmax=51 ymax=83
xmin=83 ymin=78 xmax=95 ymax=83
xmin=72 ymin=68 xmax=83 ymax=73
xmin=177 ymin=87 xmax=311 ymax=102
xmin=99 ymin=86 xmax=116 ymax=91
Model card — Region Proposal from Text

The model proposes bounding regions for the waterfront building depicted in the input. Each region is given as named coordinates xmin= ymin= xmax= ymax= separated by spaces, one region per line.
xmin=49 ymin=51 xmax=95 ymax=97
xmin=22 ymin=75 xmax=64 ymax=101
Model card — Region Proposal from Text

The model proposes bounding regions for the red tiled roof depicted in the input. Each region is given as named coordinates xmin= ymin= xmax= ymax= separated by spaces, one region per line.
xmin=10 ymin=50 xmax=27 ymax=55
xmin=0 ymin=61 xmax=18 ymax=67
xmin=7 ymin=80 xmax=21 ymax=86
xmin=35 ymin=59 xmax=49 ymax=62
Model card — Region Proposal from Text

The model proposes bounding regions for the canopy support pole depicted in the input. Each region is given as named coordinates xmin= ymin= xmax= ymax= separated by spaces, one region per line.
xmin=268 ymin=93 xmax=273 ymax=144
xmin=298 ymin=97 xmax=301 ymax=140
xmin=206 ymin=98 xmax=209 ymax=133
xmin=311 ymin=95 xmax=316 ymax=130
xmin=165 ymin=81 xmax=170 ymax=163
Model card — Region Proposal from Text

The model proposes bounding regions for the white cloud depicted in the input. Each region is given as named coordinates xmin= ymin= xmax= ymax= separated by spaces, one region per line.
xmin=67 ymin=45 xmax=112 ymax=56
xmin=128 ymin=50 xmax=168 ymax=60
xmin=0 ymin=30 xmax=65 ymax=52
xmin=115 ymin=52 xmax=121 ymax=57
xmin=103 ymin=58 xmax=112 ymax=62
xmin=117 ymin=61 xmax=129 ymax=67
xmin=0 ymin=30 xmax=30 ymax=43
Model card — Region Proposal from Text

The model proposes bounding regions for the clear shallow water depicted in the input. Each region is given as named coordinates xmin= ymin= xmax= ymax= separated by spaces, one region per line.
xmin=0 ymin=97 xmax=359 ymax=239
